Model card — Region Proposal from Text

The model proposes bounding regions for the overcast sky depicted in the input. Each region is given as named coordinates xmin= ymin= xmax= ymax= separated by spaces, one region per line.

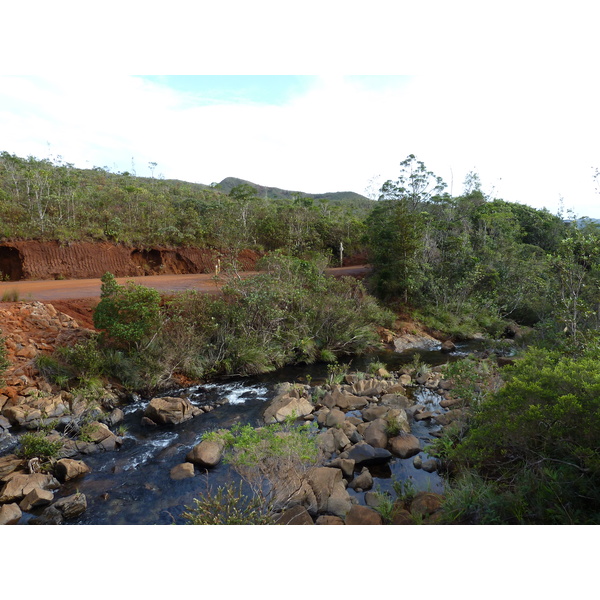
xmin=1 ymin=73 xmax=600 ymax=218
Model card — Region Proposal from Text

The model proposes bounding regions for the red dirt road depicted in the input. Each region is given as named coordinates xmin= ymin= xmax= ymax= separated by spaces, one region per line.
xmin=0 ymin=265 xmax=370 ymax=302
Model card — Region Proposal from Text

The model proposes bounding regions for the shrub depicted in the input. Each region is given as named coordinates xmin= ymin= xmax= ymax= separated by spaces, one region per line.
xmin=182 ymin=481 xmax=274 ymax=525
xmin=18 ymin=432 xmax=63 ymax=460
xmin=93 ymin=272 xmax=162 ymax=349
xmin=445 ymin=346 xmax=600 ymax=523
xmin=0 ymin=329 xmax=9 ymax=383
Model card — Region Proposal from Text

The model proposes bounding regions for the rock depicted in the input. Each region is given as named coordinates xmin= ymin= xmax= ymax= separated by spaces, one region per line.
xmin=0 ymin=472 xmax=60 ymax=503
xmin=19 ymin=487 xmax=54 ymax=512
xmin=54 ymin=458 xmax=90 ymax=482
xmin=144 ymin=396 xmax=196 ymax=426
xmin=361 ymin=405 xmax=389 ymax=422
xmin=315 ymin=429 xmax=338 ymax=454
xmin=322 ymin=388 xmax=368 ymax=411
xmin=391 ymin=508 xmax=414 ymax=525
xmin=441 ymin=340 xmax=456 ymax=353
xmin=315 ymin=408 xmax=330 ymax=427
xmin=275 ymin=505 xmax=314 ymax=525
xmin=105 ymin=408 xmax=124 ymax=426
xmin=364 ymin=491 xmax=380 ymax=508
xmin=0 ymin=503 xmax=22 ymax=525
xmin=414 ymin=411 xmax=435 ymax=421
xmin=186 ymin=439 xmax=225 ymax=468
xmin=81 ymin=421 xmax=122 ymax=451
xmin=440 ymin=397 xmax=461 ymax=408
xmin=315 ymin=515 xmax=345 ymax=525
xmin=399 ymin=374 xmax=412 ymax=386
xmin=348 ymin=466 xmax=373 ymax=491
xmin=421 ymin=459 xmax=439 ymax=473
xmin=307 ymin=467 xmax=352 ymax=517
xmin=388 ymin=434 xmax=421 ymax=459
xmin=380 ymin=393 xmax=412 ymax=409
xmin=344 ymin=441 xmax=392 ymax=466
xmin=326 ymin=458 xmax=355 ymax=478
xmin=170 ymin=462 xmax=195 ymax=480
xmin=141 ymin=416 xmax=157 ymax=427
xmin=413 ymin=455 xmax=423 ymax=469
xmin=393 ymin=333 xmax=440 ymax=352
xmin=0 ymin=454 xmax=24 ymax=479
xmin=263 ymin=393 xmax=314 ymax=424
xmin=30 ymin=493 xmax=87 ymax=524
xmin=410 ymin=492 xmax=444 ymax=518
xmin=363 ymin=418 xmax=388 ymax=449
xmin=325 ymin=409 xmax=346 ymax=428
xmin=345 ymin=505 xmax=383 ymax=525
xmin=386 ymin=408 xmax=411 ymax=434
xmin=434 ymin=408 xmax=468 ymax=426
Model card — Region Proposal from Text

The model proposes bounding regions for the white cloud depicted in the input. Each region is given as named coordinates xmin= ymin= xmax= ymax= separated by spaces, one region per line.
xmin=1 ymin=74 xmax=599 ymax=217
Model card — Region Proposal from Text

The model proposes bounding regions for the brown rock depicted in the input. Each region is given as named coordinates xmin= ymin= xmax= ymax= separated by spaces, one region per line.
xmin=263 ymin=393 xmax=314 ymax=424
xmin=144 ymin=396 xmax=196 ymax=426
xmin=186 ymin=439 xmax=225 ymax=468
xmin=363 ymin=418 xmax=388 ymax=449
xmin=54 ymin=458 xmax=91 ymax=482
xmin=0 ymin=473 xmax=60 ymax=503
xmin=0 ymin=454 xmax=24 ymax=479
xmin=0 ymin=503 xmax=22 ymax=525
xmin=388 ymin=434 xmax=421 ymax=459
xmin=276 ymin=505 xmax=314 ymax=525
xmin=169 ymin=462 xmax=195 ymax=480
xmin=345 ymin=505 xmax=383 ymax=525
xmin=391 ymin=508 xmax=414 ymax=525
xmin=315 ymin=515 xmax=345 ymax=525
xmin=19 ymin=487 xmax=54 ymax=512
xmin=410 ymin=492 xmax=444 ymax=518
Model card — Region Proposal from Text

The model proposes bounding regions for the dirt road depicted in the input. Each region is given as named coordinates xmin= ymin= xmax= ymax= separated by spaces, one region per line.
xmin=0 ymin=265 xmax=370 ymax=302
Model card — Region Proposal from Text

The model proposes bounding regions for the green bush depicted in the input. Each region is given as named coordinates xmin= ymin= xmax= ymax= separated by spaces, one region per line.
xmin=0 ymin=329 xmax=9 ymax=383
xmin=93 ymin=272 xmax=161 ymax=349
xmin=445 ymin=346 xmax=600 ymax=523
xmin=18 ymin=432 xmax=63 ymax=460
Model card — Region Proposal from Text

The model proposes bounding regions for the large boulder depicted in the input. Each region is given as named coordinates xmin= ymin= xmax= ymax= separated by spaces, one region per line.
xmin=363 ymin=419 xmax=388 ymax=449
xmin=322 ymin=388 xmax=368 ymax=411
xmin=410 ymin=492 xmax=444 ymax=518
xmin=388 ymin=434 xmax=421 ymax=459
xmin=0 ymin=472 xmax=60 ymax=503
xmin=30 ymin=493 xmax=87 ymax=525
xmin=263 ymin=393 xmax=314 ymax=424
xmin=0 ymin=503 xmax=22 ymax=525
xmin=186 ymin=439 xmax=225 ymax=468
xmin=306 ymin=467 xmax=352 ymax=517
xmin=54 ymin=458 xmax=90 ymax=482
xmin=343 ymin=442 xmax=392 ymax=466
xmin=19 ymin=487 xmax=54 ymax=512
xmin=144 ymin=396 xmax=198 ymax=426
xmin=170 ymin=462 xmax=195 ymax=480
xmin=0 ymin=454 xmax=24 ymax=479
xmin=345 ymin=505 xmax=383 ymax=525
xmin=348 ymin=466 xmax=373 ymax=491
xmin=275 ymin=505 xmax=314 ymax=525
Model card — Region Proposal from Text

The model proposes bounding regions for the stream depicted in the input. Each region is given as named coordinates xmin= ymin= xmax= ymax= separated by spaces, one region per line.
xmin=19 ymin=342 xmax=483 ymax=525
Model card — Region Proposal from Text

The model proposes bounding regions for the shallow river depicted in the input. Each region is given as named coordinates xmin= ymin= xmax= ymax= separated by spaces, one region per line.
xmin=19 ymin=343 xmax=480 ymax=525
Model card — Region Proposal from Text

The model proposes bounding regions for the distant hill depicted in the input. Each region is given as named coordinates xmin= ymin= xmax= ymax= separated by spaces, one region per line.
xmin=216 ymin=176 xmax=374 ymax=213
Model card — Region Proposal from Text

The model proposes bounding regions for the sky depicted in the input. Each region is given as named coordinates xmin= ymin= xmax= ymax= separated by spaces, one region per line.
xmin=2 ymin=73 xmax=600 ymax=218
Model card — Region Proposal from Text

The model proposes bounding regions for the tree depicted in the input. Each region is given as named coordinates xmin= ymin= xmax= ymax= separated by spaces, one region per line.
xmin=378 ymin=154 xmax=447 ymax=208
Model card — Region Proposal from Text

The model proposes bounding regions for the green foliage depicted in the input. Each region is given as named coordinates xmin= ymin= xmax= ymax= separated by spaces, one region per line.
xmin=441 ymin=357 xmax=501 ymax=406
xmin=182 ymin=481 xmax=274 ymax=525
xmin=93 ymin=272 xmax=161 ymax=349
xmin=18 ymin=432 xmax=63 ymax=460
xmin=444 ymin=346 xmax=600 ymax=523
xmin=0 ymin=329 xmax=9 ymax=383
xmin=208 ymin=421 xmax=320 ymax=511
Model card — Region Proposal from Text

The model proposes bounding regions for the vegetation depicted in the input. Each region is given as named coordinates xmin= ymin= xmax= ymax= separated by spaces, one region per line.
xmin=0 ymin=329 xmax=9 ymax=383
xmin=18 ymin=432 xmax=63 ymax=460
xmin=0 ymin=151 xmax=367 ymax=259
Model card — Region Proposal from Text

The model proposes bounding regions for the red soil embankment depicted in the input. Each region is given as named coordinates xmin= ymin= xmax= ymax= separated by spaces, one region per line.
xmin=0 ymin=241 xmax=261 ymax=281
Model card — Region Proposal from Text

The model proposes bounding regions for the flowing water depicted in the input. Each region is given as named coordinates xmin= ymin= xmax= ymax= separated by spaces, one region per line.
xmin=18 ymin=342 xmax=483 ymax=525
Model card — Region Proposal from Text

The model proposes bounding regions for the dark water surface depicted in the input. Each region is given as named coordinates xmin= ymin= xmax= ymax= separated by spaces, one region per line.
xmin=23 ymin=342 xmax=482 ymax=525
